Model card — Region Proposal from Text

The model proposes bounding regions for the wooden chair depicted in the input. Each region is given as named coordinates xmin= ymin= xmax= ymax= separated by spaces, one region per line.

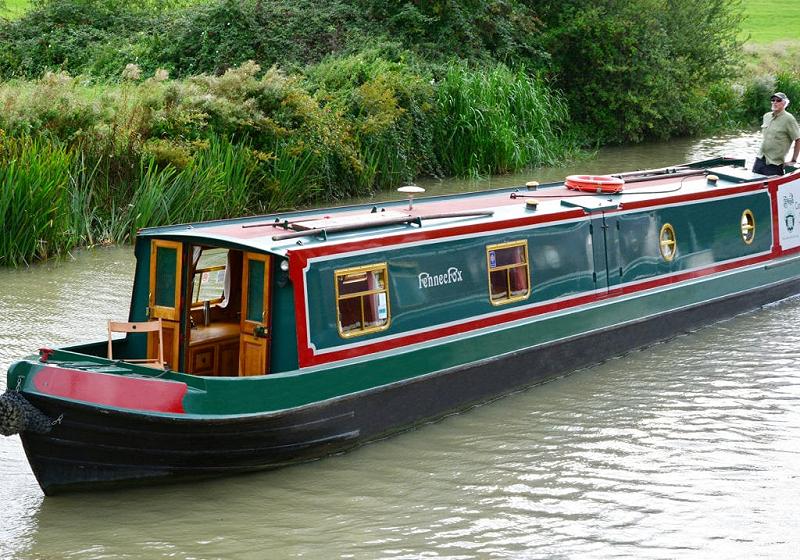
xmin=107 ymin=319 xmax=166 ymax=369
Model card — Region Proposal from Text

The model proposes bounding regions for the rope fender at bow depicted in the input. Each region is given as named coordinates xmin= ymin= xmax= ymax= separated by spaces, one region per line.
xmin=0 ymin=391 xmax=55 ymax=436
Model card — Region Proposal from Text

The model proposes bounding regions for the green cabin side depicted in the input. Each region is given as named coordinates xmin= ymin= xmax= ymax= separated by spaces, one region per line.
xmin=302 ymin=192 xmax=772 ymax=354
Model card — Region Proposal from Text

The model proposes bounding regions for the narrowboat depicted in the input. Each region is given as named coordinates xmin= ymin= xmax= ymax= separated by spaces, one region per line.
xmin=4 ymin=157 xmax=800 ymax=495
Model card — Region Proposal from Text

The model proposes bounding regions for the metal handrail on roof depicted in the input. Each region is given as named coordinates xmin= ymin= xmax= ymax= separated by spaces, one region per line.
xmin=269 ymin=210 xmax=495 ymax=241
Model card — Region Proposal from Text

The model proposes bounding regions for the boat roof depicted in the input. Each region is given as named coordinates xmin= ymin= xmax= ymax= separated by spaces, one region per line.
xmin=136 ymin=158 xmax=773 ymax=256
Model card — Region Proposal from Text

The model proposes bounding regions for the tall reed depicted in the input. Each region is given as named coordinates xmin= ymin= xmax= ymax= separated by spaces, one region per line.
xmin=432 ymin=64 xmax=573 ymax=177
xmin=0 ymin=136 xmax=75 ymax=266
xmin=256 ymin=140 xmax=320 ymax=212
xmin=119 ymin=135 xmax=258 ymax=241
xmin=67 ymin=152 xmax=107 ymax=247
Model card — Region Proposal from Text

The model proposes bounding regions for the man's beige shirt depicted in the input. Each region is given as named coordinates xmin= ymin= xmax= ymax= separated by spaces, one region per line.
xmin=759 ymin=110 xmax=800 ymax=165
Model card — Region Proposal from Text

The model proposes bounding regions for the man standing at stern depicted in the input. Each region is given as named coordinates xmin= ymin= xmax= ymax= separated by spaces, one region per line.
xmin=753 ymin=92 xmax=800 ymax=175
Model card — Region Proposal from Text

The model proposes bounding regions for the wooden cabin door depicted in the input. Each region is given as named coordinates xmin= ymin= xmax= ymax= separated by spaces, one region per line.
xmin=148 ymin=240 xmax=183 ymax=369
xmin=239 ymin=252 xmax=272 ymax=376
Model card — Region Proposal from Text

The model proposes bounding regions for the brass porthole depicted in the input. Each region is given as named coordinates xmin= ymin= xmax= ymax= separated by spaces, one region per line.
xmin=659 ymin=223 xmax=676 ymax=262
xmin=741 ymin=209 xmax=755 ymax=245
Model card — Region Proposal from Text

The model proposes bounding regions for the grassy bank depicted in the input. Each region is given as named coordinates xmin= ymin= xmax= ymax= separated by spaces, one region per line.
xmin=741 ymin=41 xmax=800 ymax=79
xmin=0 ymin=59 xmax=576 ymax=266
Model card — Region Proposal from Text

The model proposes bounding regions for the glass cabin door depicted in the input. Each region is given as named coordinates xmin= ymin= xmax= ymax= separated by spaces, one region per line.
xmin=148 ymin=239 xmax=183 ymax=369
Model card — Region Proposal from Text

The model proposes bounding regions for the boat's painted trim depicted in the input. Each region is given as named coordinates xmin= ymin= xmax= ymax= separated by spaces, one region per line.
xmin=31 ymin=366 xmax=187 ymax=413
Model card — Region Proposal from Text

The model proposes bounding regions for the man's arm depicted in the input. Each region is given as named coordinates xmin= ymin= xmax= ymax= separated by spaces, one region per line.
xmin=792 ymin=138 xmax=800 ymax=163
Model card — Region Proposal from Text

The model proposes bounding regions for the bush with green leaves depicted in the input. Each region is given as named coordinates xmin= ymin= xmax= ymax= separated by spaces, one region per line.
xmin=147 ymin=0 xmax=550 ymax=79
xmin=306 ymin=50 xmax=438 ymax=190
xmin=0 ymin=72 xmax=109 ymax=140
xmin=738 ymin=75 xmax=779 ymax=123
xmin=539 ymin=0 xmax=744 ymax=143
xmin=0 ymin=0 xmax=170 ymax=78
xmin=774 ymin=73 xmax=800 ymax=116
xmin=0 ymin=0 xmax=554 ymax=80
xmin=356 ymin=0 xmax=547 ymax=69
xmin=0 ymin=0 xmax=752 ymax=147
xmin=731 ymin=72 xmax=800 ymax=126
xmin=148 ymin=0 xmax=372 ymax=77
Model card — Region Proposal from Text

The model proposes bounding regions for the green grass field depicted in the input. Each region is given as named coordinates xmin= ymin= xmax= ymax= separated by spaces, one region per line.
xmin=741 ymin=0 xmax=800 ymax=43
xmin=1 ymin=0 xmax=29 ymax=18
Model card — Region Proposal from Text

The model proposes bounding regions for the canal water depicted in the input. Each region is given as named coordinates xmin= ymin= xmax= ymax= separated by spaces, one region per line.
xmin=3 ymin=132 xmax=800 ymax=559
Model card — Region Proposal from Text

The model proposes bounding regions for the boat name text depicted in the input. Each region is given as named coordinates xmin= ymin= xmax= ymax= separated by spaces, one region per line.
xmin=418 ymin=267 xmax=464 ymax=289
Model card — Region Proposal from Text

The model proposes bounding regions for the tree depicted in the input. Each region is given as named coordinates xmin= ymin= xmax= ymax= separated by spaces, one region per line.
xmin=539 ymin=0 xmax=744 ymax=143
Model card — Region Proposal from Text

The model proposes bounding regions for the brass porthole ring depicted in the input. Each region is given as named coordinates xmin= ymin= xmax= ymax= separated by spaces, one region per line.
xmin=741 ymin=209 xmax=755 ymax=245
xmin=659 ymin=223 xmax=676 ymax=262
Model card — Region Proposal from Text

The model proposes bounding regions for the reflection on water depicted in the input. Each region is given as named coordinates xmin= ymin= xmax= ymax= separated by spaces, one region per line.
xmin=3 ymin=132 xmax=800 ymax=559
xmin=411 ymin=130 xmax=763 ymax=199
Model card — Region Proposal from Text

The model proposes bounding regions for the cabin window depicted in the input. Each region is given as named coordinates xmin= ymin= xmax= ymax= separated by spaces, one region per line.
xmin=153 ymin=243 xmax=180 ymax=310
xmin=741 ymin=210 xmax=755 ymax=245
xmin=191 ymin=247 xmax=228 ymax=307
xmin=659 ymin=223 xmax=677 ymax=261
xmin=486 ymin=241 xmax=530 ymax=305
xmin=335 ymin=264 xmax=390 ymax=337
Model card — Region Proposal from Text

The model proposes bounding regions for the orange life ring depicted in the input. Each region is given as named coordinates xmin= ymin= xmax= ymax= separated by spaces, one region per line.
xmin=565 ymin=174 xmax=625 ymax=194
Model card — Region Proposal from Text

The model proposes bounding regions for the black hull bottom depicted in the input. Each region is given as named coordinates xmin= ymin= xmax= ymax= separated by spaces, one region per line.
xmin=21 ymin=276 xmax=800 ymax=494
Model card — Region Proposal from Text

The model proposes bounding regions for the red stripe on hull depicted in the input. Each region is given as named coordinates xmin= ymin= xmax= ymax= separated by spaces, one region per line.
xmin=32 ymin=367 xmax=187 ymax=413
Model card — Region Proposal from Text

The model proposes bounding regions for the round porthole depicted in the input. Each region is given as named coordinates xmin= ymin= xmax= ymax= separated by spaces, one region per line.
xmin=741 ymin=209 xmax=755 ymax=245
xmin=659 ymin=223 xmax=676 ymax=261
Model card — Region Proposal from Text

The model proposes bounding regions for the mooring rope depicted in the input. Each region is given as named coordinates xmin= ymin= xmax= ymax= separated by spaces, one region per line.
xmin=0 ymin=391 xmax=54 ymax=436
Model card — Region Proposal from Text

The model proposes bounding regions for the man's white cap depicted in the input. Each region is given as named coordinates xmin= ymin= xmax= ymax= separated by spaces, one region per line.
xmin=772 ymin=92 xmax=790 ymax=107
